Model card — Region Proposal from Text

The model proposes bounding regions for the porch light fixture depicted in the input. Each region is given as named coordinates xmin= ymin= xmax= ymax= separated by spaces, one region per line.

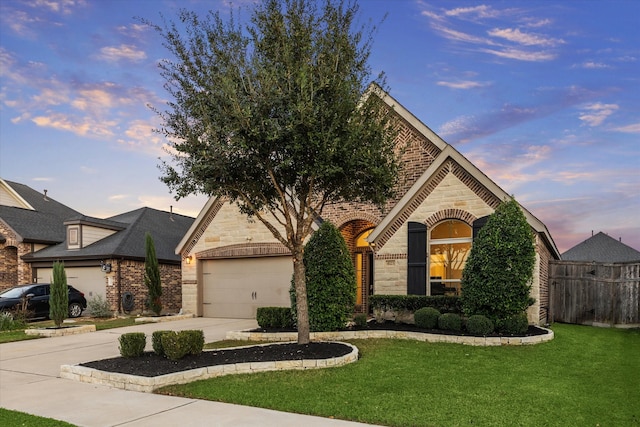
xmin=100 ymin=261 xmax=112 ymax=273
xmin=186 ymin=255 xmax=193 ymax=264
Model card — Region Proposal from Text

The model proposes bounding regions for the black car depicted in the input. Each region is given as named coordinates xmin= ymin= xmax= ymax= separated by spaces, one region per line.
xmin=0 ymin=283 xmax=87 ymax=319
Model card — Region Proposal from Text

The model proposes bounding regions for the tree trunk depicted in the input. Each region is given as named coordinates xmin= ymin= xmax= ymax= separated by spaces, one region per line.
xmin=292 ymin=244 xmax=310 ymax=344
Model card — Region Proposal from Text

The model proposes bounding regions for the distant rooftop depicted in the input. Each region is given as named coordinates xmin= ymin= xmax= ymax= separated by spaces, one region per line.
xmin=562 ymin=232 xmax=640 ymax=263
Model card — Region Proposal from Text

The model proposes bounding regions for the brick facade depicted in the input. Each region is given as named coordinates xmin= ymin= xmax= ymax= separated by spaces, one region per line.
xmin=0 ymin=220 xmax=35 ymax=290
xmin=103 ymin=259 xmax=182 ymax=314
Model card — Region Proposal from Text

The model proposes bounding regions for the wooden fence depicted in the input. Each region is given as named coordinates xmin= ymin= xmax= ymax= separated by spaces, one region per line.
xmin=549 ymin=261 xmax=639 ymax=326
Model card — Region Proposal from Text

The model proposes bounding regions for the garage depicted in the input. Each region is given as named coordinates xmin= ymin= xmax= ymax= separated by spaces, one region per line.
xmin=36 ymin=267 xmax=106 ymax=302
xmin=202 ymin=256 xmax=293 ymax=318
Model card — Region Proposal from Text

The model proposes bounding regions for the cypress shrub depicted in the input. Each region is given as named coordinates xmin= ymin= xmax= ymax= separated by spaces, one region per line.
xmin=49 ymin=261 xmax=68 ymax=328
xmin=466 ymin=315 xmax=495 ymax=336
xmin=119 ymin=332 xmax=146 ymax=358
xmin=438 ymin=313 xmax=462 ymax=331
xmin=460 ymin=198 xmax=536 ymax=323
xmin=414 ymin=307 xmax=440 ymax=329
xmin=144 ymin=233 xmax=163 ymax=316
xmin=291 ymin=221 xmax=356 ymax=332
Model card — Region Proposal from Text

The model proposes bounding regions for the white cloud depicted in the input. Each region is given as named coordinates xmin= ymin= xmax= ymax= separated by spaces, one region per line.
xmin=488 ymin=27 xmax=564 ymax=47
xmin=612 ymin=123 xmax=640 ymax=134
xmin=578 ymin=103 xmax=619 ymax=126
xmin=444 ymin=5 xmax=500 ymax=19
xmin=573 ymin=61 xmax=611 ymax=69
xmin=481 ymin=47 xmax=556 ymax=61
xmin=96 ymin=44 xmax=147 ymax=63
xmin=436 ymin=80 xmax=487 ymax=89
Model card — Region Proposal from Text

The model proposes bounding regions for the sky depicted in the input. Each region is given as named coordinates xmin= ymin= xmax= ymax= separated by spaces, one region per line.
xmin=0 ymin=0 xmax=638 ymax=254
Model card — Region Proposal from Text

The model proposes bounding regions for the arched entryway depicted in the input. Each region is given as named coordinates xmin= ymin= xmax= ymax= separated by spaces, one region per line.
xmin=339 ymin=220 xmax=376 ymax=313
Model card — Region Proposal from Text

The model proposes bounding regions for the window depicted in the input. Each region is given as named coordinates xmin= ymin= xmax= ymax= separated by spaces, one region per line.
xmin=355 ymin=229 xmax=374 ymax=306
xmin=429 ymin=220 xmax=472 ymax=296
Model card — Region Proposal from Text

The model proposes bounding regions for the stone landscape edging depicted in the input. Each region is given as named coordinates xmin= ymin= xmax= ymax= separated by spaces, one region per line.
xmin=134 ymin=313 xmax=196 ymax=323
xmin=225 ymin=327 xmax=555 ymax=346
xmin=60 ymin=341 xmax=359 ymax=393
xmin=25 ymin=324 xmax=97 ymax=337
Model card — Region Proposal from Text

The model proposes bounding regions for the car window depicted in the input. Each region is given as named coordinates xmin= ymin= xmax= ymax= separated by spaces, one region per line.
xmin=0 ymin=287 xmax=27 ymax=298
xmin=31 ymin=286 xmax=47 ymax=297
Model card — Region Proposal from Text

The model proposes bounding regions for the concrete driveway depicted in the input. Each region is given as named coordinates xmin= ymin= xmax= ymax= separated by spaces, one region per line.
xmin=0 ymin=317 xmax=376 ymax=427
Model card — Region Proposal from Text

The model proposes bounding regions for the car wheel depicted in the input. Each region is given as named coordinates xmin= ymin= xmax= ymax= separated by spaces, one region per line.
xmin=68 ymin=302 xmax=83 ymax=318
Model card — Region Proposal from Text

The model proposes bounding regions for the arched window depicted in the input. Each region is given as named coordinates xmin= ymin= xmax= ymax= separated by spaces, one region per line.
xmin=429 ymin=220 xmax=472 ymax=296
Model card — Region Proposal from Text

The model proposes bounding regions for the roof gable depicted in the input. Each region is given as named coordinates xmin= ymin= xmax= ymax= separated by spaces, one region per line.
xmin=562 ymin=232 xmax=640 ymax=262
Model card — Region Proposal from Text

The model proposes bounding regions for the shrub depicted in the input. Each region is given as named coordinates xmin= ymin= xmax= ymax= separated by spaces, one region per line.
xmin=354 ymin=313 xmax=368 ymax=328
xmin=0 ymin=312 xmax=26 ymax=331
xmin=414 ymin=307 xmax=441 ymax=329
xmin=369 ymin=295 xmax=462 ymax=314
xmin=152 ymin=330 xmax=172 ymax=357
xmin=49 ymin=261 xmax=68 ymax=328
xmin=497 ymin=313 xmax=529 ymax=335
xmin=119 ymin=332 xmax=146 ymax=358
xmin=257 ymin=307 xmax=293 ymax=329
xmin=461 ymin=198 xmax=536 ymax=322
xmin=160 ymin=330 xmax=205 ymax=360
xmin=144 ymin=233 xmax=163 ymax=316
xmin=438 ymin=313 xmax=462 ymax=331
xmin=291 ymin=221 xmax=356 ymax=332
xmin=466 ymin=315 xmax=495 ymax=336
xmin=87 ymin=295 xmax=112 ymax=318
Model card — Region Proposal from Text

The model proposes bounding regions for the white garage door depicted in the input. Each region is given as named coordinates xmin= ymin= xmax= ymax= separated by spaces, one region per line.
xmin=37 ymin=267 xmax=106 ymax=301
xmin=202 ymin=257 xmax=293 ymax=318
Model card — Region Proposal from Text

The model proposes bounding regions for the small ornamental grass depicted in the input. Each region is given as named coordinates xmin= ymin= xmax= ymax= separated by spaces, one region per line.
xmin=87 ymin=295 xmax=113 ymax=318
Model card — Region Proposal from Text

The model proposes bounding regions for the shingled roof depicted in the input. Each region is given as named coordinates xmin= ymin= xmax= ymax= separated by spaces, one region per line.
xmin=561 ymin=232 xmax=640 ymax=263
xmin=0 ymin=180 xmax=80 ymax=244
xmin=25 ymin=207 xmax=194 ymax=264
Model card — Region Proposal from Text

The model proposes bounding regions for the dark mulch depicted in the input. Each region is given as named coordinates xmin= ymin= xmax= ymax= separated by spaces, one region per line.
xmin=81 ymin=321 xmax=549 ymax=378
xmin=81 ymin=342 xmax=352 ymax=377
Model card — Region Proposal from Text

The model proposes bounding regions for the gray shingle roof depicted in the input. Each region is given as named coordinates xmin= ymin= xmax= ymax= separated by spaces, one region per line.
xmin=26 ymin=207 xmax=194 ymax=264
xmin=0 ymin=180 xmax=80 ymax=243
xmin=561 ymin=232 xmax=640 ymax=263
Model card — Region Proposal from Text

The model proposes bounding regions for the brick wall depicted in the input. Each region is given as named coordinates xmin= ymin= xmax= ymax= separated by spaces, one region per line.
xmin=0 ymin=221 xmax=35 ymax=290
xmin=104 ymin=259 xmax=182 ymax=314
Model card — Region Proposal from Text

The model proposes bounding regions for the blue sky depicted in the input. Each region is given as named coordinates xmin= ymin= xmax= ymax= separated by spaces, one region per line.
xmin=1 ymin=0 xmax=638 ymax=253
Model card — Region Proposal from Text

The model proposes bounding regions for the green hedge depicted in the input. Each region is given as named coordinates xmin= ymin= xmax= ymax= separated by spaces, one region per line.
xmin=369 ymin=295 xmax=462 ymax=314
xmin=119 ymin=332 xmax=146 ymax=358
xmin=160 ymin=330 xmax=205 ymax=360
xmin=256 ymin=307 xmax=294 ymax=329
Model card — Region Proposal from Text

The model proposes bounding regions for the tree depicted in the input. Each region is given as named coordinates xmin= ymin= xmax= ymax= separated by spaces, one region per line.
xmin=460 ymin=198 xmax=536 ymax=323
xmin=50 ymin=261 xmax=68 ymax=328
xmin=291 ymin=221 xmax=356 ymax=331
xmin=147 ymin=0 xmax=399 ymax=343
xmin=144 ymin=233 xmax=163 ymax=316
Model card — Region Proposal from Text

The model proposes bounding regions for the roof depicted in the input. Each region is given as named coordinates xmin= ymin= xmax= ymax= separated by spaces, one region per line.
xmin=0 ymin=179 xmax=81 ymax=244
xmin=561 ymin=232 xmax=640 ymax=263
xmin=25 ymin=207 xmax=195 ymax=264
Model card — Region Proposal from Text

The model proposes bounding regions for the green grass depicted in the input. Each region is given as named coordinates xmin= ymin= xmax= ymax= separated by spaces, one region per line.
xmin=0 ymin=408 xmax=75 ymax=426
xmin=157 ymin=324 xmax=640 ymax=427
xmin=0 ymin=317 xmax=145 ymax=343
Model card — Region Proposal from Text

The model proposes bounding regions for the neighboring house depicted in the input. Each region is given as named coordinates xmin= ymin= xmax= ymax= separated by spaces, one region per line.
xmin=0 ymin=178 xmax=81 ymax=288
xmin=176 ymin=89 xmax=561 ymax=325
xmin=1 ymin=178 xmax=194 ymax=314
xmin=561 ymin=231 xmax=640 ymax=263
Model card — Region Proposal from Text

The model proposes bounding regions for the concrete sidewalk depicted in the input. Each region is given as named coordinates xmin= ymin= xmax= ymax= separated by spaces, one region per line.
xmin=0 ymin=318 xmax=377 ymax=427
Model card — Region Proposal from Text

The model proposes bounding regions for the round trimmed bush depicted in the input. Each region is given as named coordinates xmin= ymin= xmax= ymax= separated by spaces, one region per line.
xmin=119 ymin=332 xmax=146 ymax=358
xmin=414 ymin=307 xmax=440 ymax=329
xmin=466 ymin=315 xmax=494 ymax=336
xmin=438 ymin=313 xmax=462 ymax=331
xmin=497 ymin=313 xmax=529 ymax=335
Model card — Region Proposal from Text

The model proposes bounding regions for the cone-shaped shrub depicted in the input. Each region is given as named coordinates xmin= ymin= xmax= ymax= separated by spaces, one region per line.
xmin=291 ymin=221 xmax=356 ymax=332
xmin=144 ymin=233 xmax=162 ymax=316
xmin=49 ymin=261 xmax=68 ymax=328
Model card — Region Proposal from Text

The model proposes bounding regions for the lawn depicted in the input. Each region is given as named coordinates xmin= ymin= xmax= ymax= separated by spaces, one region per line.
xmin=0 ymin=317 xmax=146 ymax=344
xmin=0 ymin=408 xmax=75 ymax=427
xmin=157 ymin=323 xmax=640 ymax=427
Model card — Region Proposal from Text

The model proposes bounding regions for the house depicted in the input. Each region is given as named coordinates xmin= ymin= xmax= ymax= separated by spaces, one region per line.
xmin=1 ymin=178 xmax=194 ymax=314
xmin=176 ymin=89 xmax=561 ymax=325
xmin=561 ymin=232 xmax=640 ymax=263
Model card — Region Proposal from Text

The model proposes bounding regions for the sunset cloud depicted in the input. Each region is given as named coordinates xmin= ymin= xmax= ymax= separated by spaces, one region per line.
xmin=96 ymin=44 xmax=147 ymax=62
xmin=578 ymin=103 xmax=619 ymax=126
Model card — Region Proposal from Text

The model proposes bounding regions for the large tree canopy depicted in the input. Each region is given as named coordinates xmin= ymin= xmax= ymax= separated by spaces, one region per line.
xmin=147 ymin=0 xmax=399 ymax=343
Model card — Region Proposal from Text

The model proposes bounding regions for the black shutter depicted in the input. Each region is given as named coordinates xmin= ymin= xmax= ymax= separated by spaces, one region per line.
xmin=473 ymin=216 xmax=490 ymax=240
xmin=407 ymin=222 xmax=427 ymax=295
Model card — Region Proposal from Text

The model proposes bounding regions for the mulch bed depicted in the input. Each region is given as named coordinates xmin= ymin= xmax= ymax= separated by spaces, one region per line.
xmin=81 ymin=342 xmax=352 ymax=377
xmin=81 ymin=321 xmax=549 ymax=377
